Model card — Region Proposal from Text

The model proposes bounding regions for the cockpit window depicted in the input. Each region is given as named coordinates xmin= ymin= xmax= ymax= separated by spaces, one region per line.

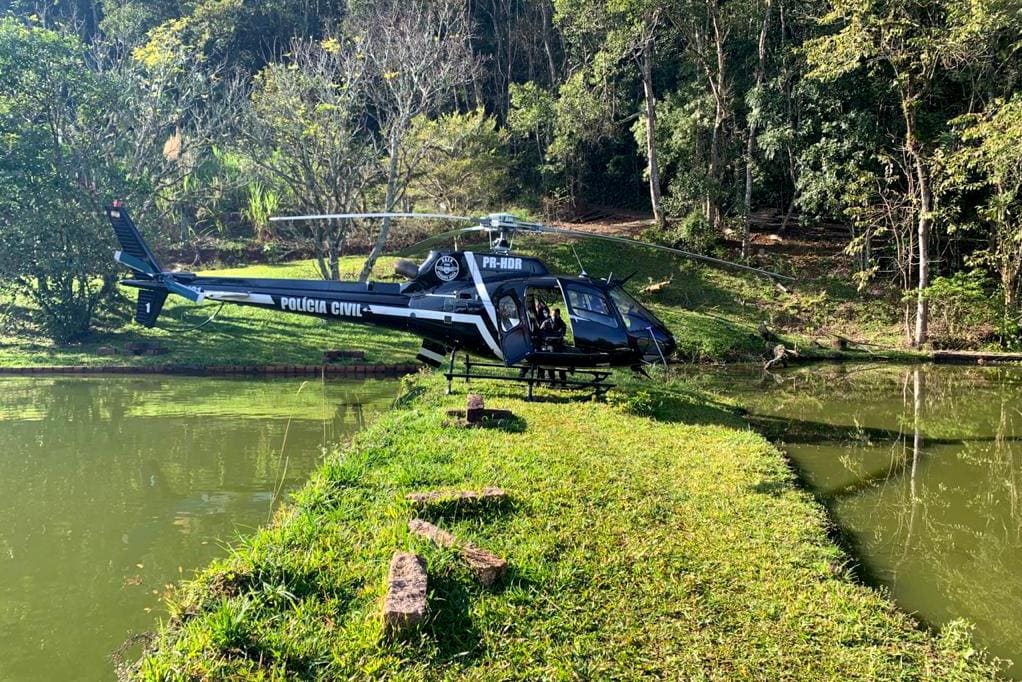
xmin=497 ymin=295 xmax=521 ymax=333
xmin=608 ymin=286 xmax=660 ymax=331
xmin=565 ymin=285 xmax=619 ymax=328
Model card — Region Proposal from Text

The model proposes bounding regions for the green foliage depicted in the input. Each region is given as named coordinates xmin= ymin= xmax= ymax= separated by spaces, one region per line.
xmin=921 ymin=271 xmax=1002 ymax=349
xmin=661 ymin=209 xmax=716 ymax=252
xmin=0 ymin=19 xmax=120 ymax=342
xmin=942 ymin=95 xmax=1022 ymax=312
xmin=404 ymin=109 xmax=509 ymax=213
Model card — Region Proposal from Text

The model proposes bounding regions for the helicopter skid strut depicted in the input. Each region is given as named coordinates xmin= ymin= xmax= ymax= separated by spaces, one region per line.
xmin=444 ymin=351 xmax=614 ymax=401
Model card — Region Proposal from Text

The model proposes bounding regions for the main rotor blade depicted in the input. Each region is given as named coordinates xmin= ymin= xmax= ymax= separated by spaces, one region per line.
xmin=397 ymin=226 xmax=492 ymax=255
xmin=517 ymin=223 xmax=795 ymax=282
xmin=270 ymin=212 xmax=479 ymax=223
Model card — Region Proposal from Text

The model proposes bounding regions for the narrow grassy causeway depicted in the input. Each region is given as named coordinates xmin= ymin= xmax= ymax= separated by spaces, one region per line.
xmin=135 ymin=374 xmax=1000 ymax=680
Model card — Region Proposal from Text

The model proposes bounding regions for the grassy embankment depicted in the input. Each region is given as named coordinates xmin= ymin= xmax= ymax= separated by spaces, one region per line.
xmin=0 ymin=234 xmax=913 ymax=368
xmin=133 ymin=373 xmax=999 ymax=680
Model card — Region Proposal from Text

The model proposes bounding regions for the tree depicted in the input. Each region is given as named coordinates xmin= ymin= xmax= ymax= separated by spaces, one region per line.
xmin=742 ymin=0 xmax=772 ymax=258
xmin=352 ymin=0 xmax=478 ymax=283
xmin=945 ymin=96 xmax=1022 ymax=314
xmin=0 ymin=20 xmax=122 ymax=342
xmin=555 ymin=0 xmax=670 ymax=229
xmin=243 ymin=38 xmax=375 ymax=281
xmin=805 ymin=0 xmax=1008 ymax=347
xmin=403 ymin=109 xmax=510 ymax=214
xmin=0 ymin=18 xmax=235 ymax=340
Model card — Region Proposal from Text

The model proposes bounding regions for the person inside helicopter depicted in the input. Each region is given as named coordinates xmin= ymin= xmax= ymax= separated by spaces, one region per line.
xmin=540 ymin=308 xmax=567 ymax=349
xmin=539 ymin=308 xmax=569 ymax=385
xmin=533 ymin=298 xmax=550 ymax=327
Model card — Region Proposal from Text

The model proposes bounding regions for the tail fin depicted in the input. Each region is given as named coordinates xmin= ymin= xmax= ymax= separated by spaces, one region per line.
xmin=135 ymin=289 xmax=168 ymax=328
xmin=106 ymin=203 xmax=162 ymax=276
xmin=106 ymin=203 xmax=201 ymax=319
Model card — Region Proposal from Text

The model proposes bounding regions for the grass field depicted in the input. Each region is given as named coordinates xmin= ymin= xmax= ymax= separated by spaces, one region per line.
xmin=132 ymin=373 xmax=1000 ymax=680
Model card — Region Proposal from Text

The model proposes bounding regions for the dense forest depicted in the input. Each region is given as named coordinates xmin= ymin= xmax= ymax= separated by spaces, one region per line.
xmin=2 ymin=0 xmax=1022 ymax=348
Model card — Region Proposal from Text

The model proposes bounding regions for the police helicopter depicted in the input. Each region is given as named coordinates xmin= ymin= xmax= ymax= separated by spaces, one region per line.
xmin=106 ymin=204 xmax=791 ymax=395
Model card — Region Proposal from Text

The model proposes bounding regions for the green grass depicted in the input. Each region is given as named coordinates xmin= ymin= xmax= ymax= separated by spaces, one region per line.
xmin=132 ymin=373 xmax=1002 ymax=680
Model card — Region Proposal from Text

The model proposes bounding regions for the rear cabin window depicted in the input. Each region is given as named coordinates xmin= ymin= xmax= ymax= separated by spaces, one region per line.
xmin=497 ymin=295 xmax=521 ymax=332
xmin=566 ymin=286 xmax=619 ymax=328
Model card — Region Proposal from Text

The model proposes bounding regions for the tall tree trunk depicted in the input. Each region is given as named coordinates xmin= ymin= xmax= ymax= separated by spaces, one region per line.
xmin=900 ymin=94 xmax=931 ymax=348
xmin=706 ymin=4 xmax=727 ymax=231
xmin=359 ymin=130 xmax=401 ymax=283
xmin=314 ymin=222 xmax=330 ymax=280
xmin=539 ymin=0 xmax=558 ymax=86
xmin=743 ymin=1 xmax=771 ymax=259
xmin=913 ymin=155 xmax=932 ymax=347
xmin=640 ymin=39 xmax=665 ymax=231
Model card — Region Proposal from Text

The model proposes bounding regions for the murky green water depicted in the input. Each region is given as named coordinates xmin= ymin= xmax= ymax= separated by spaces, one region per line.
xmin=701 ymin=363 xmax=1022 ymax=673
xmin=0 ymin=376 xmax=399 ymax=681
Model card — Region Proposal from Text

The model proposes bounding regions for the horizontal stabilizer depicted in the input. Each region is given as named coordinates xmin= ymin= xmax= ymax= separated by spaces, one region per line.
xmin=135 ymin=289 xmax=168 ymax=328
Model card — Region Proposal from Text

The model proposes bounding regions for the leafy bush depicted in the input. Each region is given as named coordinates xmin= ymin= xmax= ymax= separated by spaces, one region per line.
xmin=0 ymin=21 xmax=119 ymax=343
xmin=922 ymin=271 xmax=1001 ymax=349
xmin=659 ymin=210 xmax=716 ymax=253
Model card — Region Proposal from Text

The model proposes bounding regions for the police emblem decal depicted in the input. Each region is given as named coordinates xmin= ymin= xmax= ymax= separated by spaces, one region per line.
xmin=434 ymin=255 xmax=460 ymax=282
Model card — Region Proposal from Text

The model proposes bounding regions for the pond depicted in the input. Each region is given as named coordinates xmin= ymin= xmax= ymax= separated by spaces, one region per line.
xmin=699 ymin=363 xmax=1022 ymax=674
xmin=0 ymin=375 xmax=400 ymax=681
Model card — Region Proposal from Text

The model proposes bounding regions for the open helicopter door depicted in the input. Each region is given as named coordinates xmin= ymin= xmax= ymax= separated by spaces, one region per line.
xmin=557 ymin=279 xmax=630 ymax=358
xmin=493 ymin=284 xmax=532 ymax=365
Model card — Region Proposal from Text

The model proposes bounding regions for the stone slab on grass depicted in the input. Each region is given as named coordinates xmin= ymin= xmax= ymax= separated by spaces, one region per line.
xmin=382 ymin=552 xmax=427 ymax=638
xmin=408 ymin=519 xmax=508 ymax=587
xmin=405 ymin=487 xmax=506 ymax=508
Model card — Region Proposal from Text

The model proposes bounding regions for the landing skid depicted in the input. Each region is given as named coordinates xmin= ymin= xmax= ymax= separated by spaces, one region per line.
xmin=444 ymin=351 xmax=614 ymax=400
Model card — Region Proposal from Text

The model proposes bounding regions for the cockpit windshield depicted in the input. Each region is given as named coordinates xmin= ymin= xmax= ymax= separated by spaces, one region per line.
xmin=608 ymin=286 xmax=661 ymax=332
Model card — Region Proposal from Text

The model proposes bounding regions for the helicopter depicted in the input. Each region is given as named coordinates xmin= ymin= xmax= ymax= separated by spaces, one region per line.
xmin=106 ymin=204 xmax=791 ymax=393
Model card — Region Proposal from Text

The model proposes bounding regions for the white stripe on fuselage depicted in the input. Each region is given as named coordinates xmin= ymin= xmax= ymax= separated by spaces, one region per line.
xmin=464 ymin=253 xmax=498 ymax=331
xmin=366 ymin=304 xmax=503 ymax=360
xmin=200 ymin=291 xmax=275 ymax=305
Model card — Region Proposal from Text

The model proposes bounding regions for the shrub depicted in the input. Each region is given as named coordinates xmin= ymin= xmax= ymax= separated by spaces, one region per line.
xmin=921 ymin=271 xmax=1001 ymax=349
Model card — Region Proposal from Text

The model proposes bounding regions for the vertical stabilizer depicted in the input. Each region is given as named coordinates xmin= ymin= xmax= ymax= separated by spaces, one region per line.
xmin=135 ymin=289 xmax=168 ymax=328
xmin=106 ymin=203 xmax=162 ymax=276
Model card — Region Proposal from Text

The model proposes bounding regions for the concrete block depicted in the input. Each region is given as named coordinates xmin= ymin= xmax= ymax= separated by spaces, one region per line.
xmin=408 ymin=519 xmax=507 ymax=587
xmin=405 ymin=487 xmax=506 ymax=508
xmin=382 ymin=552 xmax=428 ymax=638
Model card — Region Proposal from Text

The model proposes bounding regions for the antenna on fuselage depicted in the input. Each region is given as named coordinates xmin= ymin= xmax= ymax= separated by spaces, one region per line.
xmin=571 ymin=246 xmax=588 ymax=279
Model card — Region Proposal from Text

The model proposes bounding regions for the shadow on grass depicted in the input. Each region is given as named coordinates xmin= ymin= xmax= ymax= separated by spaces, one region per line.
xmin=416 ymin=496 xmax=518 ymax=525
xmin=426 ymin=572 xmax=483 ymax=665
xmin=750 ymin=480 xmax=790 ymax=497
xmin=443 ymin=414 xmax=529 ymax=433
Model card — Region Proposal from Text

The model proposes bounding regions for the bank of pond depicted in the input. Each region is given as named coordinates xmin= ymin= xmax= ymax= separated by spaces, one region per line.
xmin=0 ymin=365 xmax=1018 ymax=679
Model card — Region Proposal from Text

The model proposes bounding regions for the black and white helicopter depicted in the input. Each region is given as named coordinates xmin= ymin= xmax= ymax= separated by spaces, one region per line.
xmin=106 ymin=204 xmax=791 ymax=393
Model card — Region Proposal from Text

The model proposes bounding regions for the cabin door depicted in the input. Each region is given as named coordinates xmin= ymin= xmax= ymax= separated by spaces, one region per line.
xmin=493 ymin=284 xmax=532 ymax=365
xmin=557 ymin=280 xmax=630 ymax=354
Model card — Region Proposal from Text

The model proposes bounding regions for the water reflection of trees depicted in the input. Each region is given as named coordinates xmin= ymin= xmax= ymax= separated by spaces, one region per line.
xmin=731 ymin=365 xmax=1022 ymax=667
